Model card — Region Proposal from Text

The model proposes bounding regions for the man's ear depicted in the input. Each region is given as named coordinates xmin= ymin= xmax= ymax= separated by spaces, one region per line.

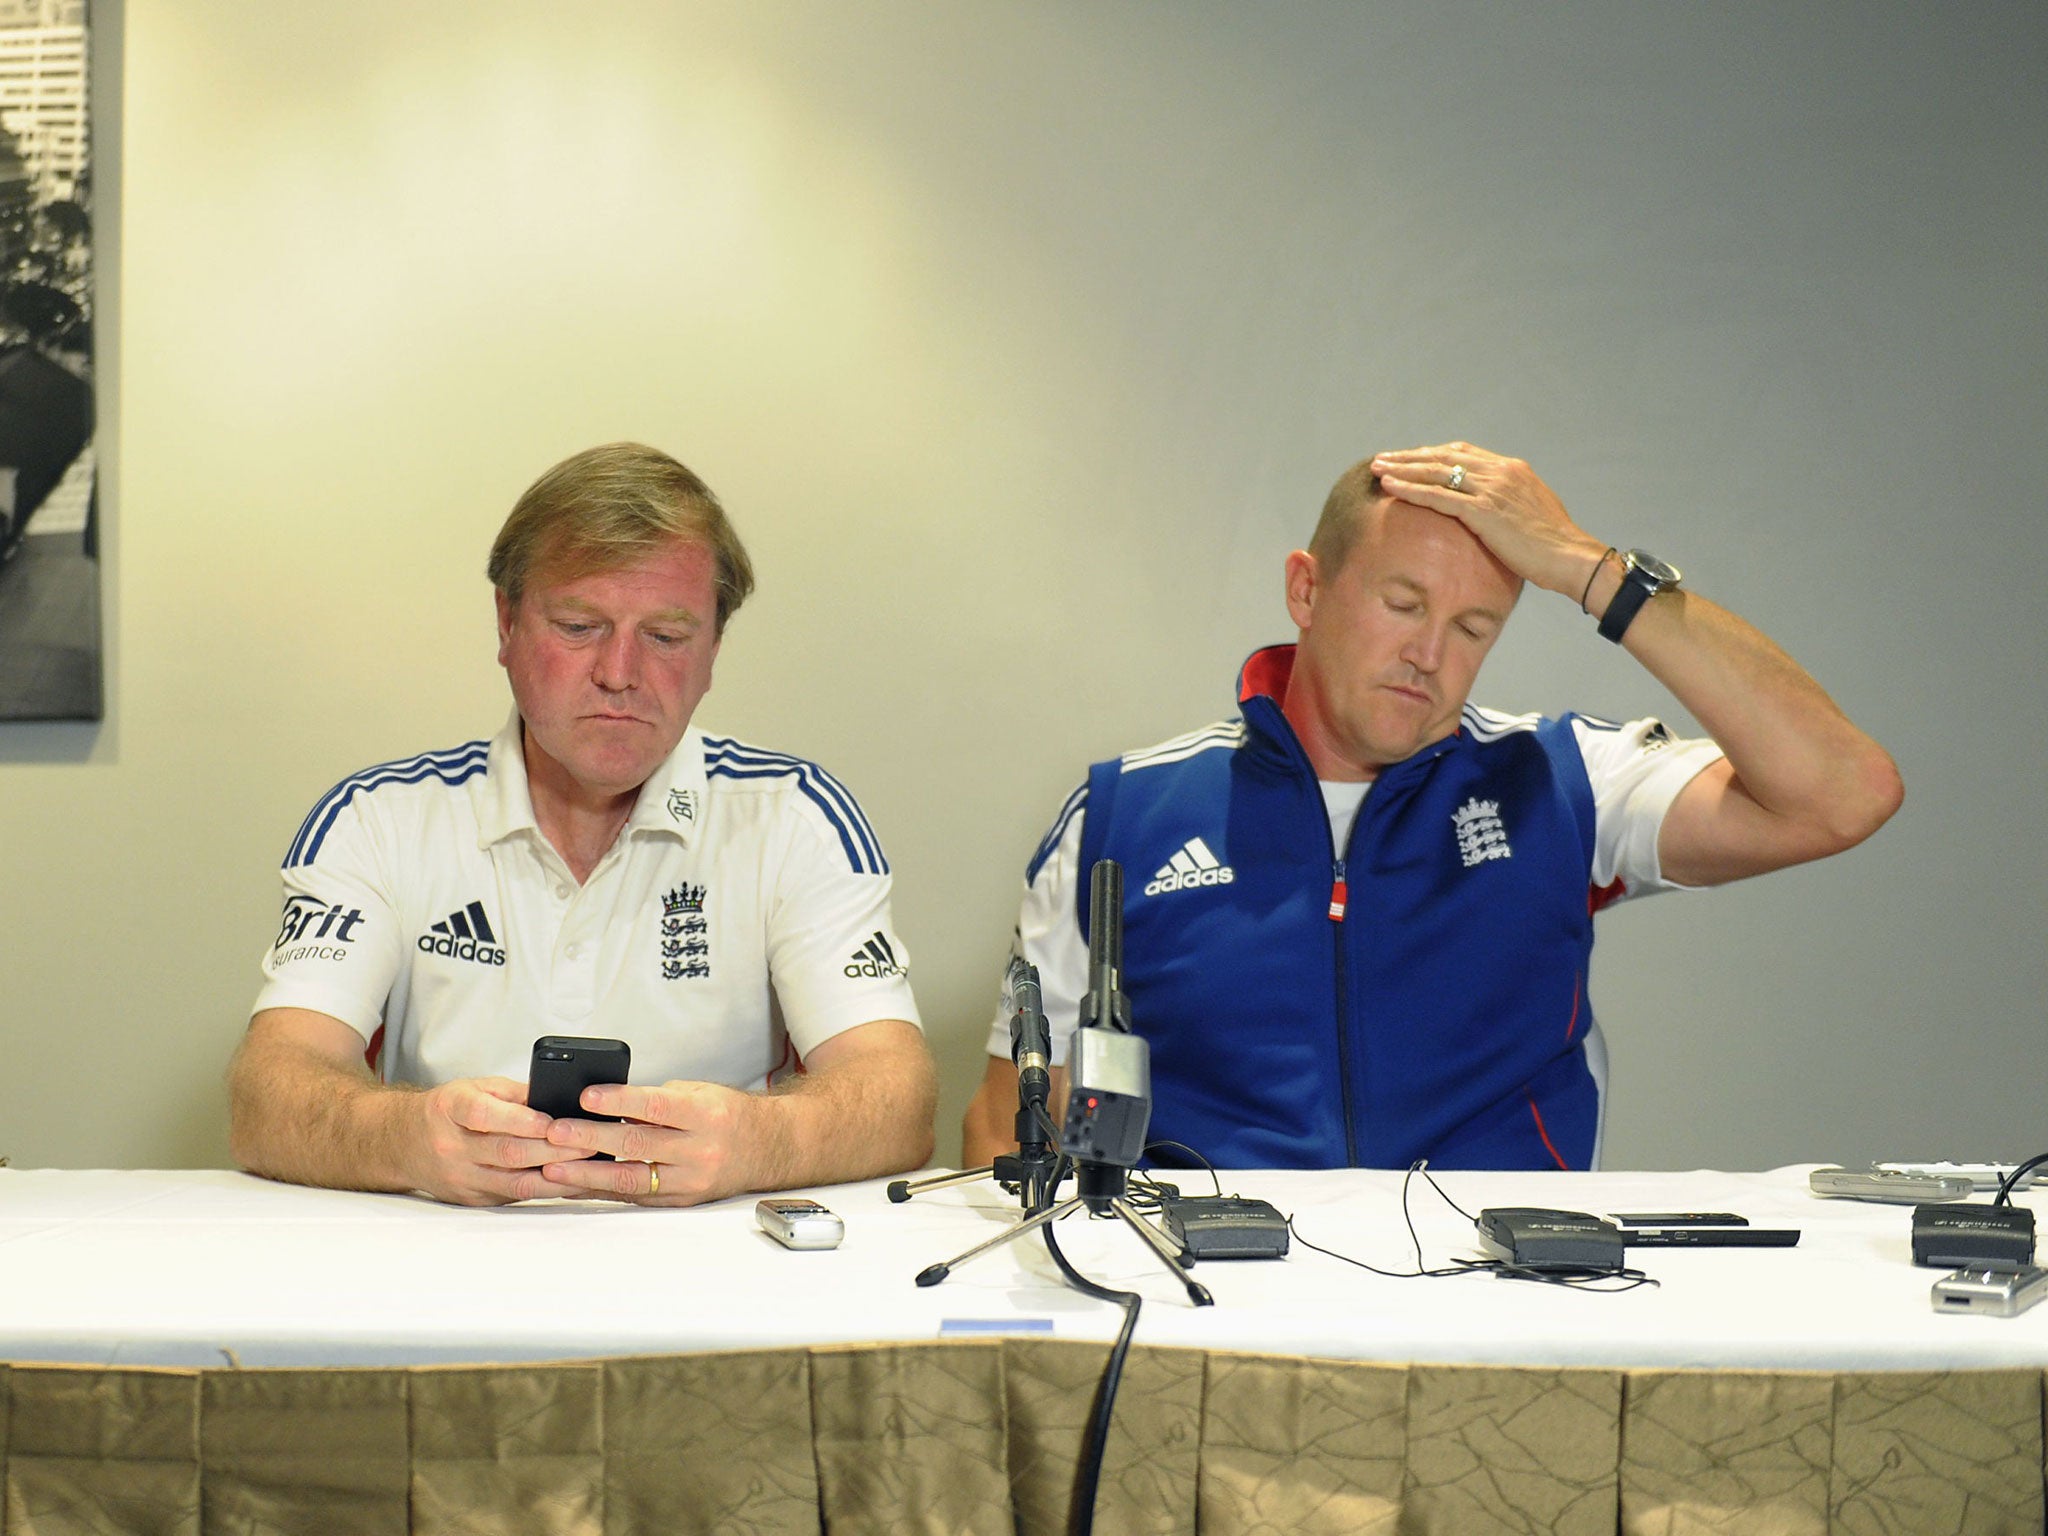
xmin=1283 ymin=550 xmax=1318 ymax=630
xmin=494 ymin=588 xmax=515 ymax=666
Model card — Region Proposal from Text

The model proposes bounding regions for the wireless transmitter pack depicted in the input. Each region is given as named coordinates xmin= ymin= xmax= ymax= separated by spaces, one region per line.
xmin=1475 ymin=1208 xmax=1626 ymax=1272
xmin=1911 ymin=1203 xmax=2038 ymax=1271
xmin=1159 ymin=1195 xmax=1290 ymax=1261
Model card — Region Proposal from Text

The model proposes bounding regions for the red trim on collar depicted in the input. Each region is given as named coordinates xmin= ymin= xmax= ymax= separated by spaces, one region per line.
xmin=1237 ymin=644 xmax=1297 ymax=705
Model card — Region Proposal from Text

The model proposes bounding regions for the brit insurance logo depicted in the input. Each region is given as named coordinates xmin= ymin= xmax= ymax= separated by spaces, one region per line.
xmin=1144 ymin=836 xmax=1235 ymax=897
xmin=666 ymin=787 xmax=697 ymax=824
xmin=1453 ymin=798 xmax=1513 ymax=867
xmin=418 ymin=900 xmax=507 ymax=966
xmin=273 ymin=895 xmax=367 ymax=965
xmin=845 ymin=931 xmax=906 ymax=979
xmin=660 ymin=882 xmax=709 ymax=981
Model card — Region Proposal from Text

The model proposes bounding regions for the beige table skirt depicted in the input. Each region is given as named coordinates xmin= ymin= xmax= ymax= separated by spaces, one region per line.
xmin=4 ymin=1342 xmax=2043 ymax=1534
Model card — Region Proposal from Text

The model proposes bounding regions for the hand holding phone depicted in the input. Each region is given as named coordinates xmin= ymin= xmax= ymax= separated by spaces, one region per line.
xmin=537 ymin=1077 xmax=760 ymax=1204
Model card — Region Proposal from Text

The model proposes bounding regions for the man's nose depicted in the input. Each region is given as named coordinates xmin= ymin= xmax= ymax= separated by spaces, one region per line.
xmin=591 ymin=631 xmax=639 ymax=690
xmin=1401 ymin=622 xmax=1445 ymax=674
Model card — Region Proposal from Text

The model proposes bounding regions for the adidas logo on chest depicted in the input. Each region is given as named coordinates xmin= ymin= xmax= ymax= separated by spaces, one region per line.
xmin=417 ymin=899 xmax=508 ymax=966
xmin=1144 ymin=836 xmax=1235 ymax=896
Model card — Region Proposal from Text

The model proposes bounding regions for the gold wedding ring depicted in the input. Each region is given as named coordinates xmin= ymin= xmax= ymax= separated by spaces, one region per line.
xmin=647 ymin=1163 xmax=660 ymax=1198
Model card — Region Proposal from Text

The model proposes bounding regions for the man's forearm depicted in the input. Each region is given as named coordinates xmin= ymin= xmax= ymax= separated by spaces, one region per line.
xmin=753 ymin=1032 xmax=937 ymax=1188
xmin=228 ymin=1032 xmax=424 ymax=1193
xmin=1587 ymin=559 xmax=1902 ymax=847
xmin=961 ymin=1071 xmax=1018 ymax=1170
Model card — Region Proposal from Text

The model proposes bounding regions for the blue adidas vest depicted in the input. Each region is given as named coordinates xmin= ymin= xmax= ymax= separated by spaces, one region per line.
xmin=1074 ymin=644 xmax=1602 ymax=1171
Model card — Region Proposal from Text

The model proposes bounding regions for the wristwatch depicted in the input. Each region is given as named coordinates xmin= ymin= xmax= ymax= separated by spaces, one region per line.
xmin=1596 ymin=549 xmax=1682 ymax=643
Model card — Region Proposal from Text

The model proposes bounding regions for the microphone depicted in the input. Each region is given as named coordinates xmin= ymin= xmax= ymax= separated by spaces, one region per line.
xmin=1006 ymin=955 xmax=1051 ymax=1114
xmin=1062 ymin=859 xmax=1151 ymax=1174
xmin=1076 ymin=860 xmax=1132 ymax=1034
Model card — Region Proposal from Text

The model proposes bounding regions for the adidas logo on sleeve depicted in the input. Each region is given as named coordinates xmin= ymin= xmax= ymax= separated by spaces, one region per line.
xmin=1143 ymin=837 xmax=1235 ymax=896
xmin=844 ymin=931 xmax=907 ymax=978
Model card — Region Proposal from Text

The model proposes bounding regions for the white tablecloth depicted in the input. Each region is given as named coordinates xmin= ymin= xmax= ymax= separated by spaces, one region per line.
xmin=2 ymin=1164 xmax=2041 ymax=1371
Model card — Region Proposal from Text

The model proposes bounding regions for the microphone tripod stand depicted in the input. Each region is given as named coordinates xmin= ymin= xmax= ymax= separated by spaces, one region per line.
xmin=893 ymin=892 xmax=1210 ymax=1307
xmin=910 ymin=1142 xmax=1211 ymax=1307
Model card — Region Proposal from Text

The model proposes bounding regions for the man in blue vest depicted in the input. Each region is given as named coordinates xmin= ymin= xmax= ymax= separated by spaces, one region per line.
xmin=963 ymin=441 xmax=1901 ymax=1171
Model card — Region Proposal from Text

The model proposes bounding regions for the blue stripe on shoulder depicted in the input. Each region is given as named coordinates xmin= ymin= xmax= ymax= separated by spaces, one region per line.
xmin=1025 ymin=783 xmax=1087 ymax=885
xmin=285 ymin=741 xmax=489 ymax=869
xmin=703 ymin=736 xmax=889 ymax=875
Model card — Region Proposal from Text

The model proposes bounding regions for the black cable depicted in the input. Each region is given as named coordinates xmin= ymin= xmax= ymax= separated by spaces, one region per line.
xmin=1042 ymin=1221 xmax=1141 ymax=1536
xmin=1029 ymin=1100 xmax=1152 ymax=1534
xmin=1289 ymin=1216 xmax=1658 ymax=1290
xmin=1285 ymin=1161 xmax=1460 ymax=1279
xmin=1024 ymin=1102 xmax=1073 ymax=1214
xmin=1414 ymin=1161 xmax=1475 ymax=1221
xmin=1143 ymin=1139 xmax=1225 ymax=1196
xmin=1291 ymin=1163 xmax=1661 ymax=1292
xmin=1450 ymin=1256 xmax=1660 ymax=1292
xmin=1994 ymin=1152 xmax=2048 ymax=1207
xmin=1118 ymin=1178 xmax=1174 ymax=1215
xmin=1287 ymin=1214 xmax=1475 ymax=1278
xmin=1031 ymin=1101 xmax=1065 ymax=1145
xmin=1399 ymin=1162 xmax=1429 ymax=1271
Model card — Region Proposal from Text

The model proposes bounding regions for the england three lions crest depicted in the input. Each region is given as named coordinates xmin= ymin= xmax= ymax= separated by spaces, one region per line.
xmin=659 ymin=882 xmax=710 ymax=980
xmin=1452 ymin=798 xmax=1513 ymax=867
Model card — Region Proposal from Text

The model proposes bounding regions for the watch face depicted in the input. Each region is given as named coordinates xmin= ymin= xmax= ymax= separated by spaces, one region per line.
xmin=1625 ymin=549 xmax=1681 ymax=586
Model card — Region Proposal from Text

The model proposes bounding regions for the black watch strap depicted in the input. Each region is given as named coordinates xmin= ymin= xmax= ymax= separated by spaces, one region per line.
xmin=1597 ymin=550 xmax=1678 ymax=643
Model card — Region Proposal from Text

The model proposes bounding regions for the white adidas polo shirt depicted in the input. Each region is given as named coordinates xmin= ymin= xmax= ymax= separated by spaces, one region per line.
xmin=255 ymin=715 xmax=920 ymax=1093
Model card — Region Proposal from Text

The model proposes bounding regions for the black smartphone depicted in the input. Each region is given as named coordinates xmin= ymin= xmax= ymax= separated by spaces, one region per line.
xmin=1612 ymin=1212 xmax=1749 ymax=1227
xmin=528 ymin=1036 xmax=631 ymax=1160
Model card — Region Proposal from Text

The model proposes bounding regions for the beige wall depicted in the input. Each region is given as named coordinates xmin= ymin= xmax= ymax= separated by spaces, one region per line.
xmin=2 ymin=2 xmax=2043 ymax=1173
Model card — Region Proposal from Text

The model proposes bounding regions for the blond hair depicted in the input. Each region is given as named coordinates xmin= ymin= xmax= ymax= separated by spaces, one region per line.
xmin=1306 ymin=458 xmax=1385 ymax=578
xmin=487 ymin=442 xmax=756 ymax=632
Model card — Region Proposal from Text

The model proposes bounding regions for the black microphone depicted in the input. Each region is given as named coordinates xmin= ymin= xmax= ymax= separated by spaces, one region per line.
xmin=1006 ymin=955 xmax=1051 ymax=1113
xmin=1062 ymin=859 xmax=1151 ymax=1173
xmin=1076 ymin=859 xmax=1131 ymax=1034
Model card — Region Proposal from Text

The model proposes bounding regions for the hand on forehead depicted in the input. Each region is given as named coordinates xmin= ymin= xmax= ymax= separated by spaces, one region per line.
xmin=1356 ymin=492 xmax=1522 ymax=602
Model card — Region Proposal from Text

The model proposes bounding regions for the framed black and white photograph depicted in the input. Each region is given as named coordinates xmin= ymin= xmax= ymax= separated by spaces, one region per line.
xmin=0 ymin=0 xmax=93 ymax=721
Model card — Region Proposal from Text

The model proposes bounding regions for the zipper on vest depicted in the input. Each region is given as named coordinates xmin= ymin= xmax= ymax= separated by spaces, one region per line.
xmin=1329 ymin=855 xmax=1360 ymax=1166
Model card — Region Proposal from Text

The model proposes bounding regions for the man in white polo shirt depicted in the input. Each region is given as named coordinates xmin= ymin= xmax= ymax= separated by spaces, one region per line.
xmin=229 ymin=443 xmax=936 ymax=1206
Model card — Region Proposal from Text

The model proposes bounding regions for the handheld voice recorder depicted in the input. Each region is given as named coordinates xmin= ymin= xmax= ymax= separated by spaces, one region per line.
xmin=756 ymin=1198 xmax=845 ymax=1250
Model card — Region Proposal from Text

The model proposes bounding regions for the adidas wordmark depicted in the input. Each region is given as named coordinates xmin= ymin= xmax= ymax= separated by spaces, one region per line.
xmin=1144 ymin=837 xmax=1235 ymax=896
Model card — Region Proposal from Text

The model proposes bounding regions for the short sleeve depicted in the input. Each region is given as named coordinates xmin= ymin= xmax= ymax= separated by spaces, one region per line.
xmin=984 ymin=784 xmax=1090 ymax=1066
xmin=251 ymin=796 xmax=409 ymax=1044
xmin=1572 ymin=714 xmax=1726 ymax=901
xmin=763 ymin=789 xmax=921 ymax=1059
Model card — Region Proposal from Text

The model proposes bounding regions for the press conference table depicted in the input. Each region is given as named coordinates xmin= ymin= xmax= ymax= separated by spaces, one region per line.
xmin=4 ymin=1165 xmax=2046 ymax=1533
xmin=1 ymin=1163 xmax=2040 ymax=1370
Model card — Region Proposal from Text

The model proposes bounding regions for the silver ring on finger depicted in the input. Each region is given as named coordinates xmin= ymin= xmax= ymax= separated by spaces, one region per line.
xmin=1448 ymin=464 xmax=1467 ymax=493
